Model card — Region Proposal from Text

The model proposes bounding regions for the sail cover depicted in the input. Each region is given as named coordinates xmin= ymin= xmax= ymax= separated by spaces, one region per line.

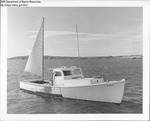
xmin=24 ymin=20 xmax=44 ymax=76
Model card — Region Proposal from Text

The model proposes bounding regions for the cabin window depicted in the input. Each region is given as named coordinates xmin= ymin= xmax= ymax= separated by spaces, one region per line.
xmin=63 ymin=70 xmax=72 ymax=76
xmin=73 ymin=69 xmax=82 ymax=75
xmin=55 ymin=71 xmax=62 ymax=76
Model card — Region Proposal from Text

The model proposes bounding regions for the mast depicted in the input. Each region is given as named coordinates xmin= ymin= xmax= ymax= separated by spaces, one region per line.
xmin=42 ymin=17 xmax=44 ymax=81
xmin=76 ymin=24 xmax=81 ymax=68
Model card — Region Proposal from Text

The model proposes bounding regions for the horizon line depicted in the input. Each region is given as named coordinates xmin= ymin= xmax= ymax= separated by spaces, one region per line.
xmin=7 ymin=54 xmax=143 ymax=59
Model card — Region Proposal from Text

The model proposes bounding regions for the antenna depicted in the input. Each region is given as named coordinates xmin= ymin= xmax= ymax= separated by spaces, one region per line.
xmin=76 ymin=24 xmax=81 ymax=68
xmin=42 ymin=17 xmax=44 ymax=81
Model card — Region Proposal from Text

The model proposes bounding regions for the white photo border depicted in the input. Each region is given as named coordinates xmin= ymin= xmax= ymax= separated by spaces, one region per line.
xmin=1 ymin=1 xmax=149 ymax=120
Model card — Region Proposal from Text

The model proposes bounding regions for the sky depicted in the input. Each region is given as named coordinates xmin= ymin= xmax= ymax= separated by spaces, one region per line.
xmin=7 ymin=7 xmax=142 ymax=58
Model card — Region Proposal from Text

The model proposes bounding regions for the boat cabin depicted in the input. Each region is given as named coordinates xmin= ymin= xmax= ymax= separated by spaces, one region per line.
xmin=52 ymin=66 xmax=84 ymax=85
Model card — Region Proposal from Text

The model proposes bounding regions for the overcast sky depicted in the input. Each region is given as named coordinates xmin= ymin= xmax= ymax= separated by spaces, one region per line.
xmin=7 ymin=7 xmax=142 ymax=58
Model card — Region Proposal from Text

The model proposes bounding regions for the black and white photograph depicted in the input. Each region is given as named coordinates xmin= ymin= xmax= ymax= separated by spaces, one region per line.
xmin=0 ymin=1 xmax=150 ymax=120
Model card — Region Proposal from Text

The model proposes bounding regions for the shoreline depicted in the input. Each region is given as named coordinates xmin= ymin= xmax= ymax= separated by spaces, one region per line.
xmin=7 ymin=55 xmax=143 ymax=60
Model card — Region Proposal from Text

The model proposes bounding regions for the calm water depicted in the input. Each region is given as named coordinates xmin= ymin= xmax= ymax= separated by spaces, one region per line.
xmin=7 ymin=58 xmax=142 ymax=114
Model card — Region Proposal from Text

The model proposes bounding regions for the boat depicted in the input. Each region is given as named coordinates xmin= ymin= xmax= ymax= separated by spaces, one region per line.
xmin=20 ymin=18 xmax=125 ymax=104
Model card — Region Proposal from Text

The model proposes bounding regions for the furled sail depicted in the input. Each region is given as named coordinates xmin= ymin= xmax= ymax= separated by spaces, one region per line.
xmin=24 ymin=19 xmax=44 ymax=77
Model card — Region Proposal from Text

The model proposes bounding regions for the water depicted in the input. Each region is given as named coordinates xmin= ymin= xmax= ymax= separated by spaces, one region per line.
xmin=7 ymin=58 xmax=142 ymax=113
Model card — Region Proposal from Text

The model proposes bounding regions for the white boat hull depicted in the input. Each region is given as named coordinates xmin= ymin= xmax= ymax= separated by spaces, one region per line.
xmin=60 ymin=79 xmax=125 ymax=103
xmin=20 ymin=79 xmax=125 ymax=103
xmin=20 ymin=80 xmax=62 ymax=96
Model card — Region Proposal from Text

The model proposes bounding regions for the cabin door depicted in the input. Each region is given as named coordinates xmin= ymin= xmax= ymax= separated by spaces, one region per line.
xmin=53 ymin=71 xmax=64 ymax=85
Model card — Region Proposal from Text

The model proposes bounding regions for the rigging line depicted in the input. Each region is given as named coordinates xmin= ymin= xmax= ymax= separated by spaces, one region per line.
xmin=51 ymin=40 xmax=62 ymax=68
xmin=51 ymin=40 xmax=62 ymax=67
xmin=43 ymin=19 xmax=61 ymax=68
xmin=49 ymin=39 xmax=62 ymax=67
xmin=76 ymin=24 xmax=81 ymax=68
xmin=55 ymin=51 xmax=62 ymax=68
